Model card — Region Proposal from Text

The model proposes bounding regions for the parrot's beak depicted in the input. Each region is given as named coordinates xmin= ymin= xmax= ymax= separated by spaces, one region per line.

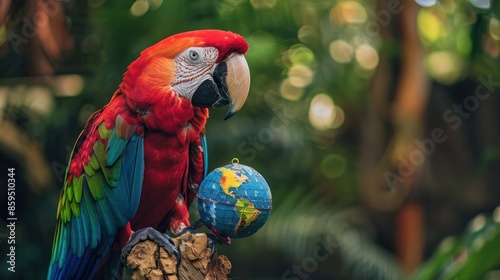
xmin=191 ymin=54 xmax=250 ymax=120
xmin=222 ymin=54 xmax=250 ymax=120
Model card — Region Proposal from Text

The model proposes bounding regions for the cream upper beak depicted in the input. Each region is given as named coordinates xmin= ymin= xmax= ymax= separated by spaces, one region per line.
xmin=224 ymin=54 xmax=250 ymax=120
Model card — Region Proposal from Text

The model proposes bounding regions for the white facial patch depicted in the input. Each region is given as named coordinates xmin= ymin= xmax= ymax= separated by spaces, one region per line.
xmin=172 ymin=47 xmax=219 ymax=100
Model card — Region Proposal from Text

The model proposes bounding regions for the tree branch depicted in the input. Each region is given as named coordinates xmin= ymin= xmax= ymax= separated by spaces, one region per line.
xmin=124 ymin=232 xmax=231 ymax=280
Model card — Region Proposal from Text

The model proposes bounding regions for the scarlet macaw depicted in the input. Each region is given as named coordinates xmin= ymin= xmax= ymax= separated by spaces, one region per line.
xmin=48 ymin=29 xmax=250 ymax=279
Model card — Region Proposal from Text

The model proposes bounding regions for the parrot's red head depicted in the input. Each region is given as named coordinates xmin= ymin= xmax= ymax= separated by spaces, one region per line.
xmin=121 ymin=29 xmax=250 ymax=120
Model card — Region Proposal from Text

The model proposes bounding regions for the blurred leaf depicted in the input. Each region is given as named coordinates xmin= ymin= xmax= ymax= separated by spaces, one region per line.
xmin=410 ymin=237 xmax=461 ymax=280
xmin=412 ymin=210 xmax=500 ymax=280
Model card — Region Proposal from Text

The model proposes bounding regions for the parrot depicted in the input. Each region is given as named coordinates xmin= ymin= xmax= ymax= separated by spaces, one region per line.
xmin=47 ymin=29 xmax=250 ymax=280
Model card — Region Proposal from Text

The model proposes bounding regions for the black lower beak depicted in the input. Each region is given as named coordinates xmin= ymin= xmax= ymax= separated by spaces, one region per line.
xmin=191 ymin=62 xmax=229 ymax=108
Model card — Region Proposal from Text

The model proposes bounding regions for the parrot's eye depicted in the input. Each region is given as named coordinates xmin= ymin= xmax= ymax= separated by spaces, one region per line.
xmin=189 ymin=50 xmax=199 ymax=61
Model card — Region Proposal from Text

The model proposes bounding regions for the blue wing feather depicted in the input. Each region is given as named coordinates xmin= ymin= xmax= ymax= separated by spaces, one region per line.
xmin=201 ymin=133 xmax=208 ymax=178
xmin=82 ymin=182 xmax=100 ymax=248
xmin=125 ymin=136 xmax=144 ymax=214
xmin=106 ymin=131 xmax=130 ymax=166
xmin=75 ymin=248 xmax=93 ymax=277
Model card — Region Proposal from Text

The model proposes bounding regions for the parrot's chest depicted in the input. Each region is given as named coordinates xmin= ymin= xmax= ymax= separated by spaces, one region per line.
xmin=130 ymin=129 xmax=194 ymax=230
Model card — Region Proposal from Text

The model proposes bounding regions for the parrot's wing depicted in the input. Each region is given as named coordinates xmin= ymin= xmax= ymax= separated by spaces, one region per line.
xmin=48 ymin=111 xmax=144 ymax=280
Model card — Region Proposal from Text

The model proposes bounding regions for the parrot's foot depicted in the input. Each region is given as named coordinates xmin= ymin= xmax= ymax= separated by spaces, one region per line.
xmin=208 ymin=226 xmax=231 ymax=246
xmin=176 ymin=219 xmax=204 ymax=236
xmin=121 ymin=227 xmax=179 ymax=265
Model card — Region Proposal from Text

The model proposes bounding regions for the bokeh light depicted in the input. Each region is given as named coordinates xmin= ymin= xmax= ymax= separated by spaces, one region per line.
xmin=483 ymin=34 xmax=500 ymax=58
xmin=329 ymin=40 xmax=354 ymax=63
xmin=494 ymin=206 xmax=500 ymax=223
xmin=25 ymin=86 xmax=54 ymax=116
xmin=321 ymin=154 xmax=347 ymax=179
xmin=415 ymin=0 xmax=437 ymax=7
xmin=418 ymin=9 xmax=443 ymax=43
xmin=149 ymin=0 xmax=163 ymax=10
xmin=331 ymin=106 xmax=345 ymax=129
xmin=470 ymin=214 xmax=486 ymax=233
xmin=470 ymin=0 xmax=491 ymax=9
xmin=489 ymin=18 xmax=500 ymax=40
xmin=309 ymin=93 xmax=336 ymax=130
xmin=289 ymin=46 xmax=315 ymax=66
xmin=330 ymin=1 xmax=367 ymax=25
xmin=287 ymin=65 xmax=314 ymax=88
xmin=355 ymin=44 xmax=379 ymax=70
xmin=425 ymin=51 xmax=462 ymax=84
xmin=130 ymin=0 xmax=149 ymax=17
xmin=54 ymin=75 xmax=85 ymax=97
xmin=298 ymin=25 xmax=317 ymax=43
xmin=280 ymin=79 xmax=305 ymax=101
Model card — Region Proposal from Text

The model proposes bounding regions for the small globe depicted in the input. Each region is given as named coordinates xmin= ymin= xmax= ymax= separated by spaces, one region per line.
xmin=197 ymin=160 xmax=272 ymax=238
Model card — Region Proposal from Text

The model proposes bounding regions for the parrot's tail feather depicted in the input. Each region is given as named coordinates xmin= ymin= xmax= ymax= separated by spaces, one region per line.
xmin=47 ymin=236 xmax=115 ymax=280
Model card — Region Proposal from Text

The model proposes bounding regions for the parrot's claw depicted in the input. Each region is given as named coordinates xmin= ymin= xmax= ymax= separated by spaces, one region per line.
xmin=207 ymin=235 xmax=217 ymax=255
xmin=121 ymin=227 xmax=179 ymax=265
xmin=176 ymin=219 xmax=204 ymax=236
